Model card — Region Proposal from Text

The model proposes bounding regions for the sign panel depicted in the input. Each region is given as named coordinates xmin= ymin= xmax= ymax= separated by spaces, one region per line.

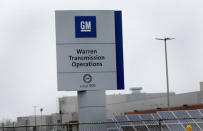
xmin=57 ymin=44 xmax=116 ymax=72
xmin=55 ymin=10 xmax=124 ymax=91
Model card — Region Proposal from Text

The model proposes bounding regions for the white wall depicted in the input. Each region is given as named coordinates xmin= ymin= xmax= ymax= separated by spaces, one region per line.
xmin=200 ymin=82 xmax=203 ymax=91
xmin=106 ymin=91 xmax=203 ymax=118
xmin=58 ymin=90 xmax=203 ymax=119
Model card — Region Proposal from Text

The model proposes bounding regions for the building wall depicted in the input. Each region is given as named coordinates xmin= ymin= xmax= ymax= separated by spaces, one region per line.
xmin=197 ymin=91 xmax=203 ymax=104
xmin=15 ymin=87 xmax=203 ymax=130
xmin=16 ymin=115 xmax=52 ymax=131
xmin=200 ymin=82 xmax=203 ymax=91
xmin=59 ymin=91 xmax=176 ymax=119
xmin=106 ymin=94 xmax=126 ymax=104
xmin=59 ymin=96 xmax=78 ymax=113
xmin=126 ymin=92 xmax=175 ymax=102
xmin=170 ymin=92 xmax=199 ymax=107
xmin=106 ymin=91 xmax=203 ymax=118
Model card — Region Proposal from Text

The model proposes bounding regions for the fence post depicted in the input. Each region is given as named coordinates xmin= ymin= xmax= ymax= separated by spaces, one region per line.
xmin=158 ymin=119 xmax=162 ymax=131
xmin=2 ymin=123 xmax=4 ymax=131
xmin=33 ymin=126 xmax=36 ymax=131
xmin=13 ymin=122 xmax=15 ymax=131
xmin=186 ymin=125 xmax=192 ymax=131
xmin=66 ymin=124 xmax=69 ymax=131
xmin=25 ymin=120 xmax=28 ymax=131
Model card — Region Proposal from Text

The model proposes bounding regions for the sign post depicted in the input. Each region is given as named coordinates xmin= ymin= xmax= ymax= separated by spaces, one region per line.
xmin=55 ymin=10 xmax=124 ymax=130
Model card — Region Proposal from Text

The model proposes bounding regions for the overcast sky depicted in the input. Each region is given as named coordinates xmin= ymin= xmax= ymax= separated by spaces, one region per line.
xmin=0 ymin=0 xmax=203 ymax=120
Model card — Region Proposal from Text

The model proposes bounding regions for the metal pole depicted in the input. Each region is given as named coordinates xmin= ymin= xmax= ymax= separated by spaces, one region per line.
xmin=59 ymin=110 xmax=62 ymax=125
xmin=13 ymin=122 xmax=15 ymax=131
xmin=2 ymin=123 xmax=4 ymax=131
xmin=164 ymin=39 xmax=170 ymax=111
xmin=33 ymin=106 xmax=37 ymax=131
xmin=159 ymin=120 xmax=162 ymax=131
xmin=59 ymin=100 xmax=63 ymax=125
xmin=59 ymin=99 xmax=63 ymax=131
xmin=25 ymin=120 xmax=28 ymax=131
xmin=155 ymin=37 xmax=174 ymax=111
xmin=40 ymin=108 xmax=43 ymax=131
xmin=59 ymin=110 xmax=63 ymax=131
xmin=66 ymin=123 xmax=70 ymax=131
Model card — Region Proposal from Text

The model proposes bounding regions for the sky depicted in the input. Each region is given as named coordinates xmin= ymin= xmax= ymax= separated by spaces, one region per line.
xmin=0 ymin=0 xmax=203 ymax=120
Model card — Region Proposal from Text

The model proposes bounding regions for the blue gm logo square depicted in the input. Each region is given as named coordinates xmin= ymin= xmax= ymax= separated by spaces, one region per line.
xmin=75 ymin=16 xmax=96 ymax=38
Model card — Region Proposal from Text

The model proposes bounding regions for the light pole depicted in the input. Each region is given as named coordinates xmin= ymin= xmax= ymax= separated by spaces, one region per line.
xmin=155 ymin=37 xmax=175 ymax=111
xmin=40 ymin=108 xmax=43 ymax=131
xmin=59 ymin=99 xmax=63 ymax=131
xmin=33 ymin=106 xmax=38 ymax=131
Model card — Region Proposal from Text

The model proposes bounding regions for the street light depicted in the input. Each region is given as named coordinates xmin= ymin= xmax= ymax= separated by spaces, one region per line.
xmin=33 ymin=106 xmax=38 ymax=131
xmin=155 ymin=37 xmax=175 ymax=111
xmin=59 ymin=99 xmax=63 ymax=131
xmin=40 ymin=108 xmax=43 ymax=131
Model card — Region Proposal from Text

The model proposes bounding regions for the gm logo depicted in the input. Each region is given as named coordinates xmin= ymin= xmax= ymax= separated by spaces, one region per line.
xmin=80 ymin=21 xmax=91 ymax=32
xmin=75 ymin=16 xmax=96 ymax=38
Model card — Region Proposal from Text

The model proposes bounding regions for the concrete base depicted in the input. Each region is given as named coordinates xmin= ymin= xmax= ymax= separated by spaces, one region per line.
xmin=78 ymin=90 xmax=106 ymax=131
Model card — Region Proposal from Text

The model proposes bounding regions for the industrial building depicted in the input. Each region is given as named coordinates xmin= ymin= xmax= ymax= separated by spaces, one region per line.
xmin=58 ymin=82 xmax=203 ymax=119
xmin=3 ymin=82 xmax=202 ymax=131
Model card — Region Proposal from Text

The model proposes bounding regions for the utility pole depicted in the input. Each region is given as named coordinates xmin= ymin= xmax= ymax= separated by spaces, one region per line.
xmin=40 ymin=108 xmax=43 ymax=131
xmin=58 ymin=99 xmax=64 ymax=131
xmin=33 ymin=106 xmax=38 ymax=131
xmin=155 ymin=37 xmax=175 ymax=111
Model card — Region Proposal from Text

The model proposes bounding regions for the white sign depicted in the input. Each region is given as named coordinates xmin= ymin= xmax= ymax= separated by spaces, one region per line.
xmin=55 ymin=10 xmax=124 ymax=91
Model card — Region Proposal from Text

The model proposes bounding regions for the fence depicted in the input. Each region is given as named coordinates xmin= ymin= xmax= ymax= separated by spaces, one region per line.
xmin=0 ymin=117 xmax=203 ymax=131
xmin=75 ymin=117 xmax=203 ymax=131
xmin=0 ymin=124 xmax=71 ymax=131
